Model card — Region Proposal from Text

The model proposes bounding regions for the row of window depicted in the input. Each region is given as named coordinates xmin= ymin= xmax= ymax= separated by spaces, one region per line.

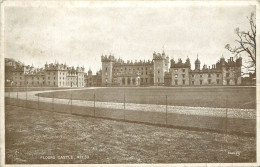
xmin=174 ymin=79 xmax=221 ymax=85
xmin=122 ymin=78 xmax=137 ymax=85
xmin=174 ymin=74 xmax=222 ymax=79
xmin=174 ymin=69 xmax=186 ymax=73
xmin=15 ymin=81 xmax=84 ymax=86
xmin=112 ymin=67 xmax=152 ymax=72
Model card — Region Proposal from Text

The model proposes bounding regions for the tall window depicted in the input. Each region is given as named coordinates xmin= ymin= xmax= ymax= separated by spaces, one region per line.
xmin=158 ymin=78 xmax=160 ymax=82
xmin=127 ymin=78 xmax=131 ymax=84
xmin=200 ymin=80 xmax=202 ymax=85
xmin=182 ymin=80 xmax=185 ymax=85
xmin=208 ymin=79 xmax=211 ymax=84
xmin=227 ymin=79 xmax=230 ymax=85
xmin=175 ymin=80 xmax=178 ymax=85
xmin=217 ymin=79 xmax=220 ymax=84
xmin=182 ymin=74 xmax=185 ymax=78
xmin=192 ymin=81 xmax=194 ymax=85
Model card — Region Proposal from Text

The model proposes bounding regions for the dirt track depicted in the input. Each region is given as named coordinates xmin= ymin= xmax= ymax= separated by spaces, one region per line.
xmin=5 ymin=87 xmax=256 ymax=119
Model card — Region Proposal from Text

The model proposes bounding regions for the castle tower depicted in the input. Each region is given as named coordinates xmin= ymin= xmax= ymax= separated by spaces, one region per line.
xmin=153 ymin=51 xmax=165 ymax=86
xmin=101 ymin=54 xmax=114 ymax=86
xmin=88 ymin=68 xmax=92 ymax=76
xmin=195 ymin=54 xmax=200 ymax=70
xmin=164 ymin=55 xmax=170 ymax=72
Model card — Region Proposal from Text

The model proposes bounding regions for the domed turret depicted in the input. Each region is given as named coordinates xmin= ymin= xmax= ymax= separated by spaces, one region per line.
xmin=185 ymin=57 xmax=191 ymax=68
xmin=88 ymin=68 xmax=92 ymax=75
xmin=195 ymin=54 xmax=200 ymax=70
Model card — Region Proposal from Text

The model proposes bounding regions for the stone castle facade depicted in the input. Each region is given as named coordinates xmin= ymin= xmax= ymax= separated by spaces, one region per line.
xmin=11 ymin=62 xmax=85 ymax=87
xmin=6 ymin=51 xmax=242 ymax=87
xmin=101 ymin=51 xmax=242 ymax=86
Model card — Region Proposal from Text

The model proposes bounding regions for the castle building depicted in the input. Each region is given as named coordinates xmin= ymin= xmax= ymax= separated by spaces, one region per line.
xmin=101 ymin=51 xmax=170 ymax=86
xmin=5 ymin=58 xmax=24 ymax=87
xmin=101 ymin=52 xmax=242 ymax=86
xmin=11 ymin=62 xmax=85 ymax=87
xmin=84 ymin=68 xmax=102 ymax=87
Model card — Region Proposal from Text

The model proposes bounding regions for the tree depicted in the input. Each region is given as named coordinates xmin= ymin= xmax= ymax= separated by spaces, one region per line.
xmin=225 ymin=12 xmax=256 ymax=72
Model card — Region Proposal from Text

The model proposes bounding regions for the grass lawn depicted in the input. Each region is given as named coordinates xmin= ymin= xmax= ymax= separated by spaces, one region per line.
xmin=38 ymin=87 xmax=256 ymax=109
xmin=5 ymin=105 xmax=256 ymax=164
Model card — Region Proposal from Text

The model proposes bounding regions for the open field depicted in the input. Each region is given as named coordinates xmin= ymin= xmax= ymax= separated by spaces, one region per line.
xmin=37 ymin=87 xmax=256 ymax=109
xmin=5 ymin=105 xmax=256 ymax=164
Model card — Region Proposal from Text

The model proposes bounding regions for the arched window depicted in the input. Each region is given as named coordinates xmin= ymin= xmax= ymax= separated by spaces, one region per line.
xmin=122 ymin=78 xmax=125 ymax=84
xmin=132 ymin=78 xmax=136 ymax=84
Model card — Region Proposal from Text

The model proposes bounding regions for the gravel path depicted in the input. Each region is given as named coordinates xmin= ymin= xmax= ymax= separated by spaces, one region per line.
xmin=5 ymin=88 xmax=256 ymax=119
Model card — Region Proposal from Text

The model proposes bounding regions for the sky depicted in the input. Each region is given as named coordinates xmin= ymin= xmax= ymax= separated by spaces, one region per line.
xmin=4 ymin=3 xmax=256 ymax=73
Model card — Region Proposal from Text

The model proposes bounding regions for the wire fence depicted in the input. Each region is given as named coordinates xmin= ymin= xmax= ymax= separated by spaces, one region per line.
xmin=5 ymin=87 xmax=256 ymax=135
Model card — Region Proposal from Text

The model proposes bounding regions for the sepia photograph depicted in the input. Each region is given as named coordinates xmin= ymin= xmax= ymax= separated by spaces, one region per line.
xmin=1 ymin=0 xmax=259 ymax=166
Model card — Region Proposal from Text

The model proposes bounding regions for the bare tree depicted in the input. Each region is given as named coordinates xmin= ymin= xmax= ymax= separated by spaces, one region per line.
xmin=225 ymin=12 xmax=256 ymax=72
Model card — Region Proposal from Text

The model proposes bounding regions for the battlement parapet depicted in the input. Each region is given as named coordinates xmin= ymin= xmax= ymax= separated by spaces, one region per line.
xmin=153 ymin=51 xmax=166 ymax=60
xmin=101 ymin=54 xmax=115 ymax=62
xmin=218 ymin=56 xmax=242 ymax=68
xmin=170 ymin=58 xmax=191 ymax=68
xmin=114 ymin=60 xmax=153 ymax=67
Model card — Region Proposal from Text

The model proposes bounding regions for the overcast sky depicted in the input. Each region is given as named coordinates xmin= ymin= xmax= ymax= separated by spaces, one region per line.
xmin=4 ymin=3 xmax=255 ymax=73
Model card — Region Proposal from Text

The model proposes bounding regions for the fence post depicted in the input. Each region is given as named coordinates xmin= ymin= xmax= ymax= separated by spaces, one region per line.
xmin=26 ymin=88 xmax=28 ymax=108
xmin=16 ymin=91 xmax=18 ymax=106
xmin=8 ymin=91 xmax=10 ymax=105
xmin=124 ymin=94 xmax=126 ymax=120
xmin=38 ymin=94 xmax=39 ymax=110
xmin=52 ymin=94 xmax=54 ymax=112
xmin=166 ymin=95 xmax=168 ymax=124
xmin=71 ymin=93 xmax=72 ymax=114
xmin=225 ymin=95 xmax=228 ymax=133
xmin=93 ymin=93 xmax=95 ymax=117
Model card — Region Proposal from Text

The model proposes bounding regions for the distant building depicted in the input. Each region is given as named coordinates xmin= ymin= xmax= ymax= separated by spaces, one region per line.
xmin=171 ymin=55 xmax=242 ymax=86
xmin=241 ymin=72 xmax=256 ymax=86
xmin=10 ymin=62 xmax=85 ymax=87
xmin=101 ymin=52 xmax=242 ymax=86
xmin=85 ymin=69 xmax=102 ymax=87
xmin=5 ymin=58 xmax=24 ymax=87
